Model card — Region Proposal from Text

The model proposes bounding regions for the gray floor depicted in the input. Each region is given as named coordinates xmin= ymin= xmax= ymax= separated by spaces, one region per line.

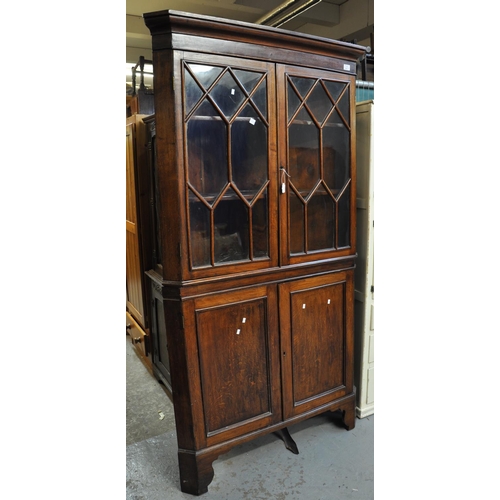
xmin=126 ymin=337 xmax=374 ymax=499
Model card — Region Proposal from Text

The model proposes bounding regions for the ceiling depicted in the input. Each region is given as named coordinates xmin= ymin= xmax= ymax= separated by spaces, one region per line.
xmin=126 ymin=0 xmax=374 ymax=88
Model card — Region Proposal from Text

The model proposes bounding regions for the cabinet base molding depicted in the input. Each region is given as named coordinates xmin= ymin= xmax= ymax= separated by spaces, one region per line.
xmin=178 ymin=392 xmax=356 ymax=495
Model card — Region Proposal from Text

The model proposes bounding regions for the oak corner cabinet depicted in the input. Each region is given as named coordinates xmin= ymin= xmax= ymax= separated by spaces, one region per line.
xmin=143 ymin=10 xmax=366 ymax=496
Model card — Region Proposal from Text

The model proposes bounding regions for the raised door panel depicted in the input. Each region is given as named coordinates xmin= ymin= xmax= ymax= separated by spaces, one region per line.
xmin=150 ymin=295 xmax=172 ymax=392
xmin=179 ymin=53 xmax=278 ymax=278
xmin=191 ymin=285 xmax=281 ymax=446
xmin=126 ymin=123 xmax=145 ymax=326
xmin=280 ymin=272 xmax=354 ymax=419
xmin=277 ymin=65 xmax=356 ymax=266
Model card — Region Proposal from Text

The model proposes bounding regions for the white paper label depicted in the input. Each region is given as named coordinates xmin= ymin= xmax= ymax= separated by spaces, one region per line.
xmin=231 ymin=88 xmax=235 ymax=95
xmin=343 ymin=64 xmax=351 ymax=71
xmin=249 ymin=118 xmax=256 ymax=125
xmin=236 ymin=329 xmax=241 ymax=335
xmin=281 ymin=182 xmax=286 ymax=193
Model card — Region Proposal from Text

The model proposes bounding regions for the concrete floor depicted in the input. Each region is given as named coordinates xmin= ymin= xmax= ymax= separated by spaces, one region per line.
xmin=126 ymin=337 xmax=374 ymax=499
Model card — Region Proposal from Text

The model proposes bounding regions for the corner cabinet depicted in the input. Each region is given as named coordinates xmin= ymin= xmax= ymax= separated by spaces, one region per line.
xmin=143 ymin=10 xmax=366 ymax=496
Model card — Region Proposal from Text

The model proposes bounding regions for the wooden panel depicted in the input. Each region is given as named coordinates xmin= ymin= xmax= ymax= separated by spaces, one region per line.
xmin=126 ymin=125 xmax=137 ymax=225
xmin=280 ymin=271 xmax=354 ymax=419
xmin=290 ymin=281 xmax=345 ymax=403
xmin=153 ymin=296 xmax=171 ymax=388
xmin=193 ymin=285 xmax=281 ymax=444
xmin=126 ymin=123 xmax=145 ymax=325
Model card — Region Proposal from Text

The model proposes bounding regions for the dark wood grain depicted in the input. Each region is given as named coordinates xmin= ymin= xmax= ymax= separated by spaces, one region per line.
xmin=142 ymin=10 xmax=361 ymax=496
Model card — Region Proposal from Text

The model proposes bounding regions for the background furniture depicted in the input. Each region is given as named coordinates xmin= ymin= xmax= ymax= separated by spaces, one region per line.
xmin=126 ymin=113 xmax=154 ymax=370
xmin=354 ymin=99 xmax=374 ymax=417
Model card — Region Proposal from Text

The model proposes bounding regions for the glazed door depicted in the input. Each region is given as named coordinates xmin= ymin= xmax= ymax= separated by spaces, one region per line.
xmin=186 ymin=285 xmax=281 ymax=446
xmin=279 ymin=272 xmax=354 ymax=419
xmin=181 ymin=53 xmax=278 ymax=277
xmin=277 ymin=65 xmax=356 ymax=265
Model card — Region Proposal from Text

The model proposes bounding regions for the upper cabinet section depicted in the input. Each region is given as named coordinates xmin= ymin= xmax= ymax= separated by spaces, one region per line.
xmin=183 ymin=55 xmax=278 ymax=273
xmin=144 ymin=10 xmax=366 ymax=282
xmin=278 ymin=65 xmax=355 ymax=266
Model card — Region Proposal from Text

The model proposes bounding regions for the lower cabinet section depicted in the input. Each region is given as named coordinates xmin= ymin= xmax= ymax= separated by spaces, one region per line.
xmin=149 ymin=269 xmax=356 ymax=495
xmin=188 ymin=285 xmax=282 ymax=446
xmin=279 ymin=272 xmax=354 ymax=420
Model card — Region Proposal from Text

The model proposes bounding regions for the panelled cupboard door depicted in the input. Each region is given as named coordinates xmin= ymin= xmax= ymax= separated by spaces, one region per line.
xmin=279 ymin=272 xmax=354 ymax=419
xmin=180 ymin=53 xmax=278 ymax=277
xmin=189 ymin=285 xmax=281 ymax=446
xmin=277 ymin=65 xmax=356 ymax=265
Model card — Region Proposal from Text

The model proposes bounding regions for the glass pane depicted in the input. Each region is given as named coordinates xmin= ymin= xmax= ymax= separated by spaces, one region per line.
xmin=151 ymin=137 xmax=162 ymax=267
xmin=289 ymin=110 xmax=320 ymax=195
xmin=189 ymin=195 xmax=211 ymax=268
xmin=252 ymin=79 xmax=267 ymax=118
xmin=337 ymin=185 xmax=350 ymax=248
xmin=290 ymin=76 xmax=315 ymax=98
xmin=324 ymin=81 xmax=346 ymax=104
xmin=336 ymin=88 xmax=350 ymax=125
xmin=184 ymin=68 xmax=204 ymax=115
xmin=287 ymin=81 xmax=301 ymax=119
xmin=188 ymin=64 xmax=223 ymax=90
xmin=307 ymin=186 xmax=335 ymax=251
xmin=233 ymin=69 xmax=261 ymax=94
xmin=289 ymin=192 xmax=305 ymax=254
xmin=210 ymin=71 xmax=245 ymax=119
xmin=187 ymin=100 xmax=228 ymax=199
xmin=231 ymin=104 xmax=268 ymax=193
xmin=214 ymin=188 xmax=249 ymax=263
xmin=323 ymin=112 xmax=350 ymax=194
xmin=306 ymin=83 xmax=333 ymax=124
xmin=252 ymin=192 xmax=269 ymax=259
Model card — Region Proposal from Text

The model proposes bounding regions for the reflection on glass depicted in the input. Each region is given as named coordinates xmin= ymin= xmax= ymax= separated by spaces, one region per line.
xmin=233 ymin=69 xmax=261 ymax=93
xmin=252 ymin=80 xmax=267 ymax=117
xmin=337 ymin=89 xmax=350 ymax=126
xmin=308 ymin=187 xmax=335 ymax=251
xmin=324 ymin=81 xmax=345 ymax=104
xmin=187 ymin=100 xmax=228 ymax=198
xmin=252 ymin=193 xmax=269 ymax=258
xmin=189 ymin=197 xmax=211 ymax=268
xmin=289 ymin=193 xmax=304 ymax=254
xmin=337 ymin=186 xmax=350 ymax=248
xmin=210 ymin=72 xmax=245 ymax=118
xmin=184 ymin=69 xmax=203 ymax=115
xmin=188 ymin=64 xmax=223 ymax=90
xmin=290 ymin=76 xmax=315 ymax=98
xmin=323 ymin=112 xmax=350 ymax=193
xmin=214 ymin=188 xmax=249 ymax=263
xmin=306 ymin=83 xmax=333 ymax=124
xmin=289 ymin=111 xmax=320 ymax=195
xmin=231 ymin=104 xmax=268 ymax=192
xmin=287 ymin=81 xmax=301 ymax=119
